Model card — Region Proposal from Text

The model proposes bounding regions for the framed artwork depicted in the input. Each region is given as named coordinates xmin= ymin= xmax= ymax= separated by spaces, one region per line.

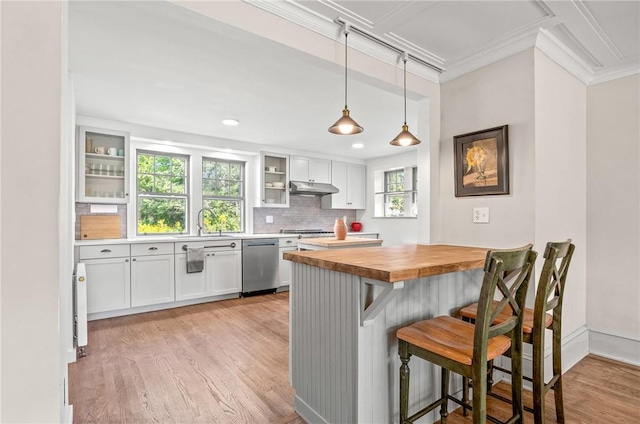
xmin=454 ymin=125 xmax=509 ymax=197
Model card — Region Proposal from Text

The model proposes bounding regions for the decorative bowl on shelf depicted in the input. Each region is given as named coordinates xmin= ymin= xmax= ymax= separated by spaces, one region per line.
xmin=265 ymin=182 xmax=274 ymax=187
xmin=266 ymin=166 xmax=277 ymax=172
xmin=272 ymin=182 xmax=285 ymax=188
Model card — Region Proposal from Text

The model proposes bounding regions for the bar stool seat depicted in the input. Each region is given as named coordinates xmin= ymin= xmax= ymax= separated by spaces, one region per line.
xmin=461 ymin=301 xmax=552 ymax=335
xmin=397 ymin=316 xmax=511 ymax=365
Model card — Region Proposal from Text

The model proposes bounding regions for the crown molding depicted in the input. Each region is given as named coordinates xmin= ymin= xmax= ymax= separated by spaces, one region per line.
xmin=243 ymin=0 xmax=440 ymax=83
xmin=535 ymin=28 xmax=594 ymax=84
xmin=589 ymin=64 xmax=640 ymax=86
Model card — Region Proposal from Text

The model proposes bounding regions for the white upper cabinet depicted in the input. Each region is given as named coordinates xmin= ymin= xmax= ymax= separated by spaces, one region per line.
xmin=260 ymin=152 xmax=289 ymax=208
xmin=290 ymin=156 xmax=331 ymax=184
xmin=321 ymin=162 xmax=366 ymax=210
xmin=77 ymin=126 xmax=130 ymax=204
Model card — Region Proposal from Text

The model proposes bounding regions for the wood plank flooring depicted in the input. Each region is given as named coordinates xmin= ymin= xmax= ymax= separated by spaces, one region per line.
xmin=438 ymin=354 xmax=640 ymax=423
xmin=70 ymin=292 xmax=639 ymax=424
xmin=69 ymin=293 xmax=302 ymax=424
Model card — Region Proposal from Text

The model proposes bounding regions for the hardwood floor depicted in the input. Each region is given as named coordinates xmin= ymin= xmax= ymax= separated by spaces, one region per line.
xmin=438 ymin=354 xmax=640 ymax=423
xmin=69 ymin=292 xmax=301 ymax=424
xmin=70 ymin=293 xmax=639 ymax=424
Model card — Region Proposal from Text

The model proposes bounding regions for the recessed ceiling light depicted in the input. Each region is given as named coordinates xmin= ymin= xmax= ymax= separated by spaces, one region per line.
xmin=222 ymin=119 xmax=239 ymax=126
xmin=352 ymin=143 xmax=364 ymax=149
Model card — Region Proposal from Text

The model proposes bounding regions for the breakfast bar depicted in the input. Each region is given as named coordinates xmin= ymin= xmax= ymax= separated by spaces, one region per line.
xmin=284 ymin=244 xmax=489 ymax=424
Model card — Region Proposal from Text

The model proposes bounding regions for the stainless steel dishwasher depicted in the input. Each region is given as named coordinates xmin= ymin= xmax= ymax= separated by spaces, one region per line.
xmin=242 ymin=239 xmax=279 ymax=296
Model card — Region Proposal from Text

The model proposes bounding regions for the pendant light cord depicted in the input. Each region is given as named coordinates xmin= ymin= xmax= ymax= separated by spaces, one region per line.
xmin=344 ymin=31 xmax=349 ymax=109
xmin=403 ymin=57 xmax=407 ymax=125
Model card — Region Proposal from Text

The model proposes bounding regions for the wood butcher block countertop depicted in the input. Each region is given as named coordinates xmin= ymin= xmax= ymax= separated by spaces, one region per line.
xmin=283 ymin=244 xmax=489 ymax=282
xmin=297 ymin=237 xmax=383 ymax=248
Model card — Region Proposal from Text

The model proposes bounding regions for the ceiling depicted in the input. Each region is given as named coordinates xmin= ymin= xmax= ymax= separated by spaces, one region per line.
xmin=69 ymin=1 xmax=639 ymax=160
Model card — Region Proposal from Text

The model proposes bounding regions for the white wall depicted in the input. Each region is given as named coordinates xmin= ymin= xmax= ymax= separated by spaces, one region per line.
xmin=533 ymin=50 xmax=588 ymax=342
xmin=438 ymin=50 xmax=536 ymax=247
xmin=1 ymin=2 xmax=62 ymax=422
xmin=586 ymin=74 xmax=640 ymax=364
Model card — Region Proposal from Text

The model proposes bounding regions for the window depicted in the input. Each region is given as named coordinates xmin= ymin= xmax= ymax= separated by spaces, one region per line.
xmin=202 ymin=158 xmax=244 ymax=233
xmin=375 ymin=166 xmax=418 ymax=218
xmin=136 ymin=151 xmax=189 ymax=234
xmin=385 ymin=169 xmax=405 ymax=217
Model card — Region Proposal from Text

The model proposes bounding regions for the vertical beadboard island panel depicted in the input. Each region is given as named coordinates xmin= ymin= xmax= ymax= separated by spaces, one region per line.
xmin=286 ymin=245 xmax=488 ymax=423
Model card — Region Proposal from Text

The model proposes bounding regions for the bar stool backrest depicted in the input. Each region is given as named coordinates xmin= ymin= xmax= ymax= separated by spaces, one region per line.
xmin=534 ymin=239 xmax=575 ymax=338
xmin=473 ymin=245 xmax=537 ymax=368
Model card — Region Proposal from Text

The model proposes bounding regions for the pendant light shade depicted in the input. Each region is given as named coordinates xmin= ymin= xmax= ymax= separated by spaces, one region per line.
xmin=390 ymin=54 xmax=420 ymax=146
xmin=329 ymin=26 xmax=363 ymax=135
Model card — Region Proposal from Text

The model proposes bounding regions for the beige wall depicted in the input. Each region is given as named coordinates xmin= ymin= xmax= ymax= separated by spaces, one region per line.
xmin=587 ymin=74 xmax=640 ymax=360
xmin=439 ymin=48 xmax=592 ymax=367
xmin=1 ymin=2 xmax=62 ymax=421
xmin=438 ymin=50 xmax=536 ymax=247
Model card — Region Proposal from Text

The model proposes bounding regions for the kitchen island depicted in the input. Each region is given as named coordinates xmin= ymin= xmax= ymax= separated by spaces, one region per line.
xmin=283 ymin=244 xmax=489 ymax=424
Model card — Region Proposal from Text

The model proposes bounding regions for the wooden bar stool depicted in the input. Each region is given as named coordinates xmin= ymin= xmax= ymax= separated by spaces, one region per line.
xmin=397 ymin=245 xmax=537 ymax=424
xmin=460 ymin=239 xmax=575 ymax=423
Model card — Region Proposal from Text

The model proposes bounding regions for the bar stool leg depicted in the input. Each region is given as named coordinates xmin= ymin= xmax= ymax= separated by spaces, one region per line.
xmin=472 ymin=361 xmax=488 ymax=424
xmin=553 ymin=318 xmax=565 ymax=423
xmin=461 ymin=376 xmax=470 ymax=416
xmin=399 ymin=341 xmax=411 ymax=424
xmin=440 ymin=368 xmax=450 ymax=423
xmin=532 ymin=334 xmax=545 ymax=424
xmin=511 ymin=332 xmax=525 ymax=424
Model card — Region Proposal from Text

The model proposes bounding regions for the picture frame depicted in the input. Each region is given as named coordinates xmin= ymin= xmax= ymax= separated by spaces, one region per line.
xmin=454 ymin=125 xmax=509 ymax=197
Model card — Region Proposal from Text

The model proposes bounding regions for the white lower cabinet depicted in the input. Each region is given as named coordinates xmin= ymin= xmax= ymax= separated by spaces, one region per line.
xmin=279 ymin=247 xmax=296 ymax=287
xmin=175 ymin=253 xmax=208 ymax=301
xmin=207 ymin=250 xmax=241 ymax=296
xmin=175 ymin=243 xmax=242 ymax=300
xmin=83 ymin=257 xmax=131 ymax=314
xmin=131 ymin=254 xmax=175 ymax=307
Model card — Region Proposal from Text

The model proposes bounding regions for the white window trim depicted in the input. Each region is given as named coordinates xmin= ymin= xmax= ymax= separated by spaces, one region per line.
xmin=127 ymin=138 xmax=256 ymax=238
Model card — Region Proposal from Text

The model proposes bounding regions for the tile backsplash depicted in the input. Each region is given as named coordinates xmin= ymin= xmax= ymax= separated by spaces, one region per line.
xmin=253 ymin=196 xmax=356 ymax=233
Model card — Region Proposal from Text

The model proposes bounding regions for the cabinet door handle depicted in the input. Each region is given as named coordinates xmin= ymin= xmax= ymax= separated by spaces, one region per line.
xmin=148 ymin=247 xmax=158 ymax=251
xmin=100 ymin=249 xmax=112 ymax=253
xmin=286 ymin=240 xmax=292 ymax=244
xmin=230 ymin=242 xmax=236 ymax=248
xmin=125 ymin=259 xmax=129 ymax=262
xmin=132 ymin=258 xmax=136 ymax=261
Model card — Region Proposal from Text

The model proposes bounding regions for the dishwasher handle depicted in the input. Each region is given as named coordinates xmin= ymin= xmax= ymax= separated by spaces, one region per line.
xmin=244 ymin=240 xmax=278 ymax=247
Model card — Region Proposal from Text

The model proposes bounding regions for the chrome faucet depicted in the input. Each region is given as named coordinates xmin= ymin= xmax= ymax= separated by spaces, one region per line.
xmin=196 ymin=208 xmax=215 ymax=236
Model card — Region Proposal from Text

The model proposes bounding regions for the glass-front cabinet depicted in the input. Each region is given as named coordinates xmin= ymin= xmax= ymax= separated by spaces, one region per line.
xmin=77 ymin=126 xmax=130 ymax=204
xmin=260 ymin=152 xmax=289 ymax=207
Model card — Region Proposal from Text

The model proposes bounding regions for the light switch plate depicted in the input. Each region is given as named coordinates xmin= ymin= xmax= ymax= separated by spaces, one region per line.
xmin=266 ymin=215 xmax=273 ymax=223
xmin=473 ymin=207 xmax=489 ymax=223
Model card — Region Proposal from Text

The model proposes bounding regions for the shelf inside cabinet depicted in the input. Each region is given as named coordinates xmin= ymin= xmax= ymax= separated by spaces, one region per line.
xmin=265 ymin=171 xmax=286 ymax=175
xmin=265 ymin=187 xmax=286 ymax=190
xmin=85 ymin=153 xmax=125 ymax=161
xmin=86 ymin=174 xmax=125 ymax=180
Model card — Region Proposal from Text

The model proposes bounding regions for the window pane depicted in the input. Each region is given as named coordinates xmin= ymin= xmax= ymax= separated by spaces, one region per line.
xmin=155 ymin=175 xmax=171 ymax=193
xmin=138 ymin=154 xmax=154 ymax=173
xmin=230 ymin=164 xmax=241 ymax=180
xmin=202 ymin=179 xmax=215 ymax=196
xmin=215 ymin=180 xmax=228 ymax=196
xmin=138 ymin=196 xmax=186 ymax=234
xmin=229 ymin=182 xmax=241 ymax=197
xmin=171 ymin=157 xmax=186 ymax=176
xmin=203 ymin=199 xmax=241 ymax=232
xmin=172 ymin=177 xmax=186 ymax=194
xmin=385 ymin=195 xmax=404 ymax=217
xmin=155 ymin=156 xmax=171 ymax=174
xmin=138 ymin=174 xmax=154 ymax=193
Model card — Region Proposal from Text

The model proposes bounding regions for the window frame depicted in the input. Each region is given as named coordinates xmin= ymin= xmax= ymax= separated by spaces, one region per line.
xmin=201 ymin=157 xmax=245 ymax=234
xmin=135 ymin=149 xmax=190 ymax=236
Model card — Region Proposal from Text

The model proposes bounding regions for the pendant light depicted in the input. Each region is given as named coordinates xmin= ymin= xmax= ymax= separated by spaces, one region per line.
xmin=390 ymin=53 xmax=421 ymax=146
xmin=329 ymin=24 xmax=363 ymax=135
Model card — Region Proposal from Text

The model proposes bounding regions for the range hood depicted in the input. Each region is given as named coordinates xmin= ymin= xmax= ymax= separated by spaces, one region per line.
xmin=289 ymin=180 xmax=339 ymax=196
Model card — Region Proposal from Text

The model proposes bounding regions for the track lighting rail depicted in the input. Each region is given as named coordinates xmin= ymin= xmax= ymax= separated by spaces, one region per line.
xmin=334 ymin=17 xmax=443 ymax=73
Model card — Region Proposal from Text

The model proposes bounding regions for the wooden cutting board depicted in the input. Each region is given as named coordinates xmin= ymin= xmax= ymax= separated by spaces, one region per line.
xmin=80 ymin=215 xmax=121 ymax=239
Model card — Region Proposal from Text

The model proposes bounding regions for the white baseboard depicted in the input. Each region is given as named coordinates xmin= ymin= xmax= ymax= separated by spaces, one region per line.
xmin=589 ymin=329 xmax=640 ymax=366
xmin=64 ymin=404 xmax=73 ymax=424
xmin=295 ymin=395 xmax=330 ymax=424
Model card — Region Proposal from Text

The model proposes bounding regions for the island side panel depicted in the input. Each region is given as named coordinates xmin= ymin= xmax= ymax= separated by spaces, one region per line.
xmin=291 ymin=263 xmax=360 ymax=423
xmin=357 ymin=269 xmax=484 ymax=423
